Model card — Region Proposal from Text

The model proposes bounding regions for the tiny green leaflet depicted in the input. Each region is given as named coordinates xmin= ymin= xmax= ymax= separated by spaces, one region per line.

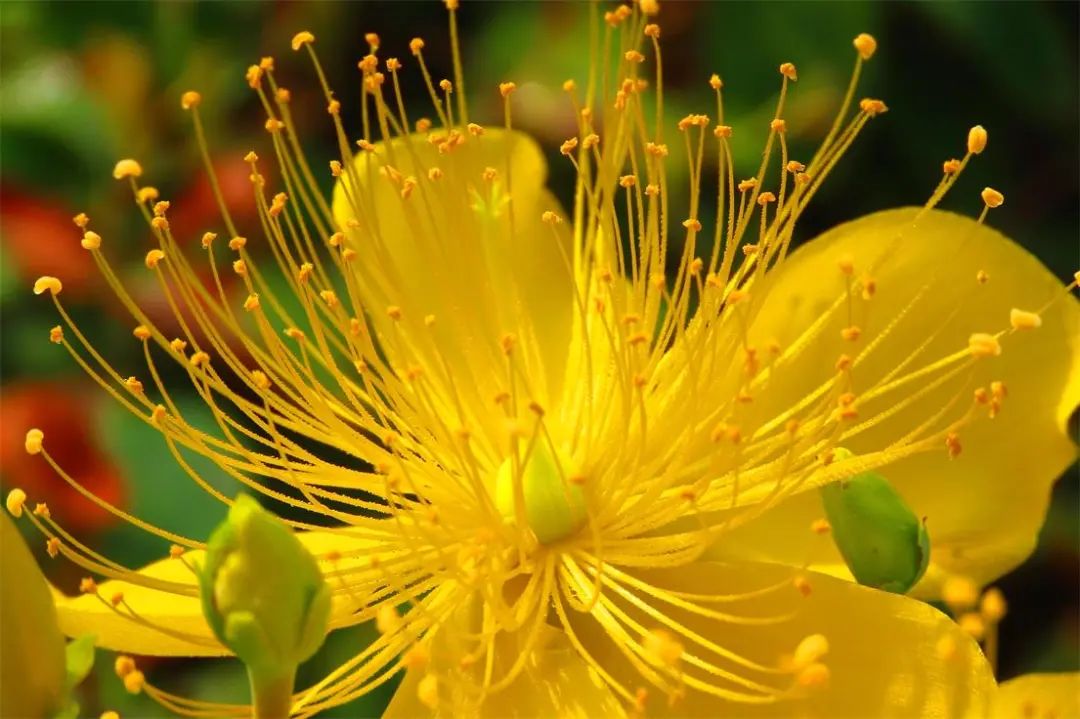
xmin=819 ymin=448 xmax=930 ymax=594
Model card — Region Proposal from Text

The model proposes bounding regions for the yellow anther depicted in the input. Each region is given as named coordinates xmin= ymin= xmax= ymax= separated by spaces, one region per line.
xmin=145 ymin=250 xmax=165 ymax=269
xmin=976 ymin=269 xmax=990 ymax=284
xmin=967 ymin=125 xmax=988 ymax=154
xmin=482 ymin=167 xmax=498 ymax=182
xmin=1009 ymin=308 xmax=1042 ymax=330
xmin=150 ymin=216 xmax=169 ymax=231
xmin=981 ymin=187 xmax=1004 ymax=208
xmin=341 ymin=248 xmax=357 ymax=262
xmin=541 ymin=210 xmax=562 ymax=224
xmin=232 ymin=259 xmax=247 ymax=276
xmin=689 ymin=258 xmax=704 ymax=276
xmin=114 ymin=656 xmax=136 ymax=678
xmin=180 ymin=90 xmax=202 ymax=110
xmin=861 ymin=275 xmax=877 ymax=299
xmin=757 ymin=191 xmax=777 ymax=206
xmin=779 ymin=62 xmax=797 ymax=80
xmin=466 ymin=122 xmax=485 ymax=138
xmin=228 ymin=236 xmax=247 ymax=251
xmin=284 ymin=328 xmax=306 ymax=342
xmin=640 ymin=0 xmax=660 ymax=16
xmin=727 ymin=288 xmax=750 ymax=305
xmin=840 ymin=325 xmax=862 ymax=341
xmin=439 ymin=78 xmax=453 ymax=93
xmin=49 ymin=326 xmax=63 ymax=344
xmin=168 ymin=545 xmax=185 ymax=559
xmin=364 ymin=31 xmax=380 ymax=50
xmin=152 ymin=200 xmax=170 ymax=217
xmin=136 ymin=187 xmax=159 ymax=203
xmin=958 ymin=612 xmax=985 ymax=641
xmin=291 ymin=31 xmax=315 ymax=51
xmin=942 ymin=575 xmax=980 ymax=612
xmin=112 ymin=159 xmax=143 ymax=180
xmin=645 ymin=183 xmax=660 ymax=196
xmin=625 ymin=50 xmax=645 ymax=64
xmin=251 ymin=370 xmax=270 ymax=390
xmin=80 ymin=577 xmax=98 ymax=594
xmin=968 ymin=332 xmax=1001 ymax=358
xmin=810 ymin=518 xmax=831 ymax=535
xmin=46 ymin=537 xmax=61 ymax=558
xmin=386 ymin=306 xmax=402 ymax=321
xmin=708 ymin=74 xmax=723 ymax=91
xmin=170 ymin=338 xmax=187 ymax=353
xmin=979 ymin=587 xmax=1007 ymax=623
xmin=499 ymin=81 xmax=517 ymax=98
xmin=737 ymin=178 xmax=757 ymax=192
xmin=560 ymin=137 xmax=578 ymax=156
xmin=644 ymin=23 xmax=660 ymax=38
xmin=793 ymin=575 xmax=812 ymax=597
xmin=682 ymin=218 xmax=702 ymax=232
xmin=786 ymin=160 xmax=806 ymax=174
xmin=714 ymin=124 xmax=732 ymax=138
xmin=320 ymin=290 xmax=339 ymax=308
xmin=582 ymin=133 xmax=600 ymax=150
xmin=853 ymin=33 xmax=877 ymax=60
xmin=133 ymin=325 xmax=152 ymax=341
xmin=796 ymin=663 xmax=830 ymax=689
xmin=5 ymin=488 xmax=27 ymax=517
xmin=151 ymin=405 xmax=167 ymax=425
xmin=770 ymin=118 xmax=787 ymax=133
xmin=417 ymin=674 xmax=438 ymax=710
xmin=793 ymin=634 xmax=830 ymax=669
xmin=190 ymin=351 xmax=210 ymax=367
xmin=33 ymin=276 xmax=63 ymax=296
xmin=943 ymin=158 xmax=961 ymax=174
xmin=645 ymin=142 xmax=669 ymax=157
xmin=376 ymin=604 xmax=401 ymax=635
xmin=258 ymin=56 xmax=274 ymax=71
xmin=243 ymin=294 xmax=260 ymax=312
xmin=500 ymin=333 xmax=517 ymax=355
xmin=642 ymin=629 xmax=683 ymax=668
xmin=859 ymin=98 xmax=888 ymax=116
xmin=122 ymin=670 xmax=145 ymax=695
xmin=31 ymin=502 xmax=49 ymax=519
xmin=276 ymin=88 xmax=291 ymax=104
xmin=327 ymin=99 xmax=341 ymax=116
xmin=409 ymin=37 xmax=425 ymax=55
xmin=264 ymin=118 xmax=284 ymax=133
xmin=837 ymin=254 xmax=855 ymax=276
xmin=124 ymin=377 xmax=144 ymax=394
xmin=945 ymin=432 xmax=962 ymax=459
xmin=73 ymin=212 xmax=90 ymax=228
xmin=243 ymin=151 xmax=258 ymax=164
xmin=110 ymin=591 xmax=124 ymax=607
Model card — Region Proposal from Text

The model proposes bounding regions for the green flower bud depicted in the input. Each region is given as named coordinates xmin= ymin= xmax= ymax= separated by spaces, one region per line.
xmin=199 ymin=494 xmax=330 ymax=716
xmin=495 ymin=442 xmax=587 ymax=545
xmin=819 ymin=449 xmax=931 ymax=594
xmin=1 ymin=512 xmax=66 ymax=718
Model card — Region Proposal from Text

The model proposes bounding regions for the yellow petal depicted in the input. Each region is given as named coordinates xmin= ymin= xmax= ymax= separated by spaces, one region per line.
xmin=561 ymin=561 xmax=995 ymax=718
xmin=53 ymin=529 xmax=376 ymax=657
xmin=2 ymin=514 xmax=66 ymax=717
xmin=331 ymin=129 xmax=574 ymax=421
xmin=720 ymin=207 xmax=1078 ymax=595
xmin=993 ymin=673 xmax=1080 ymax=719
xmin=383 ymin=599 xmax=626 ymax=718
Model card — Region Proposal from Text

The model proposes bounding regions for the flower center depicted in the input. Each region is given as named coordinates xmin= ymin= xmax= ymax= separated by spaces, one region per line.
xmin=494 ymin=442 xmax=587 ymax=545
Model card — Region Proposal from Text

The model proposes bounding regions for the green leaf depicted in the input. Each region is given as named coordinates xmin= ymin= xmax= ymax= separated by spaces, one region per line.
xmin=63 ymin=634 xmax=97 ymax=692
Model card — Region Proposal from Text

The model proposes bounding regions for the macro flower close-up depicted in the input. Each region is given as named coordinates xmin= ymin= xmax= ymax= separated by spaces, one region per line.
xmin=1 ymin=1 xmax=1078 ymax=718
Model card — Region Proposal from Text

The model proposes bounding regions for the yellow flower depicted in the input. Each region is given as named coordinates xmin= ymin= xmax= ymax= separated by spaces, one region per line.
xmin=8 ymin=2 xmax=1078 ymax=717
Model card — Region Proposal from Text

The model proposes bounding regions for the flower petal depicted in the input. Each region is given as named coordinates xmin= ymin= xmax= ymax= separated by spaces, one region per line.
xmin=331 ymin=130 xmax=574 ymax=410
xmin=562 ymin=561 xmax=995 ymax=718
xmin=721 ymin=208 xmax=1078 ymax=595
xmin=993 ymin=673 xmax=1080 ymax=719
xmin=383 ymin=619 xmax=626 ymax=718
xmin=53 ymin=529 xmax=374 ymax=657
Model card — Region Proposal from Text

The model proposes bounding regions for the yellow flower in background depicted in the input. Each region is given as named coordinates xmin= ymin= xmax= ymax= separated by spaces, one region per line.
xmin=7 ymin=1 xmax=1079 ymax=717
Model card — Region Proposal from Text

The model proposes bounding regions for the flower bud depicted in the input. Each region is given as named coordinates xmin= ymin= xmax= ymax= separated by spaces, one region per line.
xmin=818 ymin=449 xmax=930 ymax=594
xmin=200 ymin=495 xmax=330 ymax=678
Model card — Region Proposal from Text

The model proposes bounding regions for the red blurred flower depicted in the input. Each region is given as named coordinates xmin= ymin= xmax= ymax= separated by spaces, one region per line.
xmin=1 ymin=186 xmax=97 ymax=297
xmin=1 ymin=382 xmax=125 ymax=533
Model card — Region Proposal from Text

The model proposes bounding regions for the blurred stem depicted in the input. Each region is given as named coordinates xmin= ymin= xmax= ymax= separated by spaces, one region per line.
xmin=985 ymin=624 xmax=999 ymax=677
xmin=248 ymin=666 xmax=295 ymax=719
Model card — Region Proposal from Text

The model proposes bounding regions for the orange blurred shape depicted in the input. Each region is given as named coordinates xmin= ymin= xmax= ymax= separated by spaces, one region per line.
xmin=1 ymin=186 xmax=97 ymax=297
xmin=1 ymin=382 xmax=126 ymax=533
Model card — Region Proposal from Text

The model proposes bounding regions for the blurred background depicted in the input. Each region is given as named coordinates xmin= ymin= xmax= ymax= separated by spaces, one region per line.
xmin=1 ymin=1 xmax=1076 ymax=716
